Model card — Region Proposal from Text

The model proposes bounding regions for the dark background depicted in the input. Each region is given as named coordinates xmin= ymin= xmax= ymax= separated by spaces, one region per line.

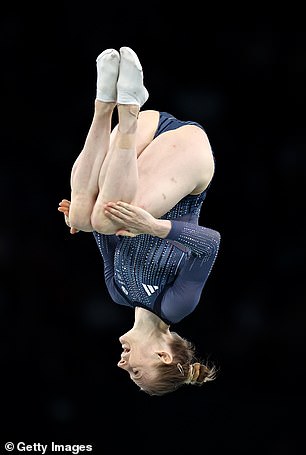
xmin=1 ymin=4 xmax=305 ymax=454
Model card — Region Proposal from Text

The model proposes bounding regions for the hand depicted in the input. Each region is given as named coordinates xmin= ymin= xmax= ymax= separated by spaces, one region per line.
xmin=104 ymin=201 xmax=171 ymax=238
xmin=58 ymin=199 xmax=79 ymax=234
xmin=104 ymin=201 xmax=154 ymax=237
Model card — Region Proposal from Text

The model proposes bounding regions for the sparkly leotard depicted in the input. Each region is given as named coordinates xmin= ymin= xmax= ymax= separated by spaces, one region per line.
xmin=93 ymin=112 xmax=221 ymax=325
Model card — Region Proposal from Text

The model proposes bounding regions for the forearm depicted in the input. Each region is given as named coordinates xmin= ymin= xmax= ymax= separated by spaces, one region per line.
xmin=160 ymin=222 xmax=221 ymax=323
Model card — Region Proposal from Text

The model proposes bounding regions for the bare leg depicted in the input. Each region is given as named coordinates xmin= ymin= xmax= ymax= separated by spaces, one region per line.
xmin=93 ymin=113 xmax=214 ymax=234
xmin=69 ymin=47 xmax=214 ymax=235
xmin=69 ymin=101 xmax=115 ymax=231
xmin=133 ymin=124 xmax=214 ymax=218
xmin=69 ymin=48 xmax=120 ymax=231
xmin=90 ymin=104 xmax=141 ymax=233
xmin=90 ymin=47 xmax=149 ymax=233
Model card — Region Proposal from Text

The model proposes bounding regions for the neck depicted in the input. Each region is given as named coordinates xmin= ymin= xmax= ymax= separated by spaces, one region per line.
xmin=133 ymin=307 xmax=170 ymax=333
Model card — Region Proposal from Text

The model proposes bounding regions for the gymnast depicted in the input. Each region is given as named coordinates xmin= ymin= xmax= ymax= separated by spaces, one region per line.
xmin=58 ymin=46 xmax=221 ymax=396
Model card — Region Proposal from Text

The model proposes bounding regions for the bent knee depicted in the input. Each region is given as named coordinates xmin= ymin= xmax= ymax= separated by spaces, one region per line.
xmin=69 ymin=211 xmax=93 ymax=232
xmin=91 ymin=207 xmax=118 ymax=234
xmin=69 ymin=198 xmax=94 ymax=232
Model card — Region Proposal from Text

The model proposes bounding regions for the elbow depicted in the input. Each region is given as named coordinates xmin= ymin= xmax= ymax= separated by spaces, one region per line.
xmin=208 ymin=229 xmax=221 ymax=261
xmin=214 ymin=231 xmax=221 ymax=256
xmin=209 ymin=228 xmax=221 ymax=251
xmin=91 ymin=204 xmax=118 ymax=234
xmin=215 ymin=230 xmax=221 ymax=248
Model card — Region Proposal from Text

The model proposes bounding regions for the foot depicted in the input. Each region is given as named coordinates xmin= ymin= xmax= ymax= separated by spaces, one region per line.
xmin=96 ymin=48 xmax=120 ymax=102
xmin=117 ymin=46 xmax=149 ymax=107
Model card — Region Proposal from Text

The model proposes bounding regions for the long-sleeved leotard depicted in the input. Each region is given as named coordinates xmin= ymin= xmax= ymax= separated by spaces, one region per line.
xmin=93 ymin=212 xmax=220 ymax=325
xmin=93 ymin=111 xmax=220 ymax=324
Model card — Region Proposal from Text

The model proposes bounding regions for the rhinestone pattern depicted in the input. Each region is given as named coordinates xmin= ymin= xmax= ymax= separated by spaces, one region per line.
xmin=94 ymin=191 xmax=206 ymax=307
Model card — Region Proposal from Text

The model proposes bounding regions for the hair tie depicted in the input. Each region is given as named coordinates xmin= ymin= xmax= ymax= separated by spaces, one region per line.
xmin=177 ymin=363 xmax=184 ymax=375
xmin=184 ymin=364 xmax=194 ymax=384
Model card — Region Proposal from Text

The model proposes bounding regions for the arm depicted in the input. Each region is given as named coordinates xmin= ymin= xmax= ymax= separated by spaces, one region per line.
xmin=103 ymin=201 xmax=221 ymax=260
xmin=160 ymin=221 xmax=221 ymax=322
xmin=104 ymin=201 xmax=221 ymax=322
xmin=103 ymin=200 xmax=221 ymax=258
xmin=164 ymin=220 xmax=221 ymax=262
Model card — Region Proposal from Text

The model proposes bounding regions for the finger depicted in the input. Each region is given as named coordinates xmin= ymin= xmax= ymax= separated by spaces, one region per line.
xmin=59 ymin=200 xmax=71 ymax=208
xmin=58 ymin=204 xmax=69 ymax=211
xmin=58 ymin=207 xmax=69 ymax=215
xmin=113 ymin=204 xmax=134 ymax=216
xmin=116 ymin=201 xmax=135 ymax=212
xmin=105 ymin=207 xmax=128 ymax=221
xmin=106 ymin=201 xmax=133 ymax=214
xmin=104 ymin=211 xmax=122 ymax=224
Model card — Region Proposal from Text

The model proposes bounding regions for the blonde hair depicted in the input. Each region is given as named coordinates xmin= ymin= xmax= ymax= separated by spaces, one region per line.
xmin=178 ymin=362 xmax=218 ymax=385
xmin=137 ymin=332 xmax=219 ymax=396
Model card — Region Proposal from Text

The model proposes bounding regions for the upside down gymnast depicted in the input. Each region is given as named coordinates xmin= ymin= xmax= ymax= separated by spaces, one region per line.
xmin=58 ymin=46 xmax=221 ymax=396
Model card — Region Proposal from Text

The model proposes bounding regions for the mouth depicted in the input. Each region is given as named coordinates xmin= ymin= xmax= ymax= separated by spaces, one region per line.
xmin=118 ymin=343 xmax=131 ymax=365
xmin=121 ymin=343 xmax=130 ymax=356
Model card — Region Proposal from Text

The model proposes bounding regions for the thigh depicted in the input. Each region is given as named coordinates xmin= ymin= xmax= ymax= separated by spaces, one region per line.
xmin=133 ymin=125 xmax=214 ymax=218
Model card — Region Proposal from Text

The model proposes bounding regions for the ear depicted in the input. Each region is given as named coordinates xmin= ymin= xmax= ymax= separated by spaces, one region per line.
xmin=156 ymin=351 xmax=173 ymax=364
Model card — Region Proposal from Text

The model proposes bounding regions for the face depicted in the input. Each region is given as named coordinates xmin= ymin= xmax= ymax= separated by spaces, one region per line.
xmin=117 ymin=333 xmax=162 ymax=388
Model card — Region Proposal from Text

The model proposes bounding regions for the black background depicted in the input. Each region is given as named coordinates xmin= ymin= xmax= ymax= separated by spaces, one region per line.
xmin=1 ymin=4 xmax=305 ymax=454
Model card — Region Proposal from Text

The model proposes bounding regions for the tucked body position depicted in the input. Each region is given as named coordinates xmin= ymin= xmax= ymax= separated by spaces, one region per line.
xmin=58 ymin=46 xmax=221 ymax=396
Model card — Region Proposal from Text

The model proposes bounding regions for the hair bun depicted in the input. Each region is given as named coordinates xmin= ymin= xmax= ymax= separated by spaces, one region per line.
xmin=186 ymin=362 xmax=217 ymax=385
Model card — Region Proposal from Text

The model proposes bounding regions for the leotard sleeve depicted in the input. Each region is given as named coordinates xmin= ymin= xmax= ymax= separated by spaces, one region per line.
xmin=160 ymin=221 xmax=221 ymax=323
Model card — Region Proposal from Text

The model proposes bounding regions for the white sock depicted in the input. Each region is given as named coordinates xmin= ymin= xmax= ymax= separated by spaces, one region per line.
xmin=117 ymin=47 xmax=149 ymax=107
xmin=96 ymin=48 xmax=120 ymax=102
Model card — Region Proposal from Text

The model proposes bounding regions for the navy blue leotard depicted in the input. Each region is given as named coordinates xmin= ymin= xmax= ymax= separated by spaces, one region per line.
xmin=153 ymin=111 xmax=205 ymax=138
xmin=93 ymin=112 xmax=221 ymax=325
